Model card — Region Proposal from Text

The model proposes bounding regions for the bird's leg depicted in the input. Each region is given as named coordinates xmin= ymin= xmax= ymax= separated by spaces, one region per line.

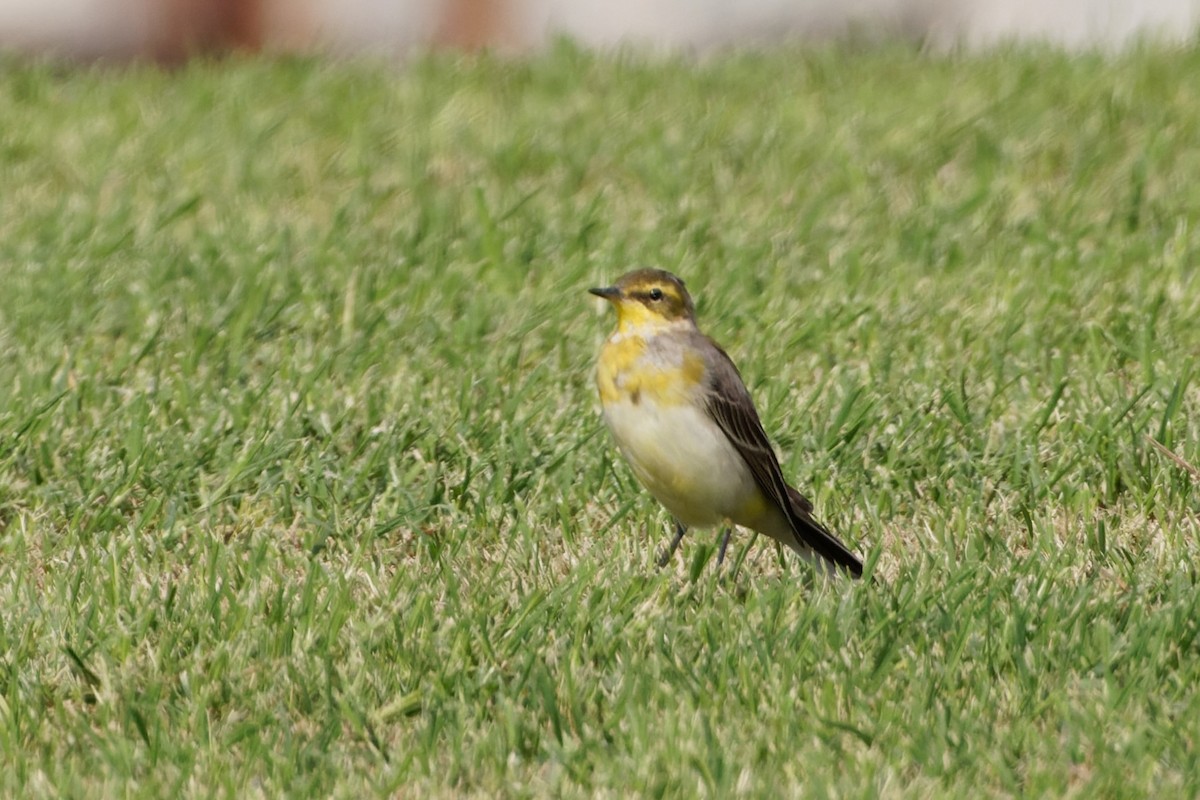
xmin=658 ymin=520 xmax=687 ymax=567
xmin=716 ymin=526 xmax=733 ymax=566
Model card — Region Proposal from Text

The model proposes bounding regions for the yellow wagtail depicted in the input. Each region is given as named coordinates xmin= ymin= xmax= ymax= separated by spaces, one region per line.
xmin=590 ymin=268 xmax=862 ymax=578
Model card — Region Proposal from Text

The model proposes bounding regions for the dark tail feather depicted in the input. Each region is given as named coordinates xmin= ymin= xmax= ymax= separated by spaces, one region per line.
xmin=785 ymin=486 xmax=863 ymax=579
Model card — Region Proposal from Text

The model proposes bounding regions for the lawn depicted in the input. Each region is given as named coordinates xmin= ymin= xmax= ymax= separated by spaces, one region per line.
xmin=1 ymin=41 xmax=1199 ymax=797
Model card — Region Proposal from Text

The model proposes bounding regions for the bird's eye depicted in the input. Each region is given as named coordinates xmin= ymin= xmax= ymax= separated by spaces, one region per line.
xmin=648 ymin=288 xmax=664 ymax=301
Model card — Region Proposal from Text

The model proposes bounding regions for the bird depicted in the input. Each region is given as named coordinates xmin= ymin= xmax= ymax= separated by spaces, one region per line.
xmin=589 ymin=268 xmax=862 ymax=578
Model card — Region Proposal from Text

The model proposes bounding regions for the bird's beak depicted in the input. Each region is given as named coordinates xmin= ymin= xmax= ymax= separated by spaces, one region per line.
xmin=588 ymin=286 xmax=622 ymax=301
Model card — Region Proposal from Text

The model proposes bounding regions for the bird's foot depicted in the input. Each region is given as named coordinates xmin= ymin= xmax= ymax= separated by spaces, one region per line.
xmin=657 ymin=520 xmax=687 ymax=568
xmin=716 ymin=526 xmax=733 ymax=567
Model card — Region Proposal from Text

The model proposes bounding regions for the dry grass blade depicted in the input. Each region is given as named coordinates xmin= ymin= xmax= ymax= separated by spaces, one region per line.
xmin=1145 ymin=435 xmax=1200 ymax=484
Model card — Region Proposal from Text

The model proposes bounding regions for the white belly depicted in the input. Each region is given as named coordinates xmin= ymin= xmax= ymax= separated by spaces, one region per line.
xmin=602 ymin=398 xmax=758 ymax=528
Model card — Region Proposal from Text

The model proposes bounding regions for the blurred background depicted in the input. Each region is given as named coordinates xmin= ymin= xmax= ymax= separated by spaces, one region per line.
xmin=0 ymin=0 xmax=1197 ymax=61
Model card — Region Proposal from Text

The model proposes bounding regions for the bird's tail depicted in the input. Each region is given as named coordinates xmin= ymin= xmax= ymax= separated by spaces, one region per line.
xmin=784 ymin=486 xmax=863 ymax=579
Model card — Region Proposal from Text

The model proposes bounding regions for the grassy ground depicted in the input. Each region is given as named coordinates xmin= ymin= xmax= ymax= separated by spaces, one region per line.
xmin=1 ymin=41 xmax=1199 ymax=797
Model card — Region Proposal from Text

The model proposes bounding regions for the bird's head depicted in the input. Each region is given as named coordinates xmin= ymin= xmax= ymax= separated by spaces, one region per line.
xmin=589 ymin=269 xmax=696 ymax=333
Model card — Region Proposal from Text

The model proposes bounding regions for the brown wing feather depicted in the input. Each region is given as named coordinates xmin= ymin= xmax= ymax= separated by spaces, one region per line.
xmin=699 ymin=335 xmax=863 ymax=577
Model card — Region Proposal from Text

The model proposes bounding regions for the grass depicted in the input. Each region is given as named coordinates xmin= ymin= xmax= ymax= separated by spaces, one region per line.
xmin=1 ymin=40 xmax=1199 ymax=797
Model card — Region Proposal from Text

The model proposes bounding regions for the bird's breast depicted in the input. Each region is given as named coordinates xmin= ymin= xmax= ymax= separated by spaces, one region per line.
xmin=595 ymin=333 xmax=759 ymax=528
xmin=595 ymin=333 xmax=706 ymax=408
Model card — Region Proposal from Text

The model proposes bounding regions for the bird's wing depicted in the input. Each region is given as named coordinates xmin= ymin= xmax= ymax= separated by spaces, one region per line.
xmin=699 ymin=335 xmax=863 ymax=577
